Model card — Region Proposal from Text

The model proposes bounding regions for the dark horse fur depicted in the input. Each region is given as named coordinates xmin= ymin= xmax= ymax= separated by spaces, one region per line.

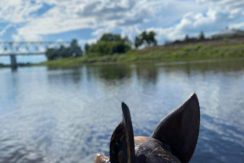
xmin=95 ymin=93 xmax=200 ymax=163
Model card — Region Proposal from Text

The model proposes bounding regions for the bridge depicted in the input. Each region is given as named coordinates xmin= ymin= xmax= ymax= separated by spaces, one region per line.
xmin=0 ymin=41 xmax=70 ymax=70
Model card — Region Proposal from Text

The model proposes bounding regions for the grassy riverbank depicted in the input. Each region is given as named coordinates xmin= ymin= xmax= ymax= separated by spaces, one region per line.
xmin=45 ymin=39 xmax=244 ymax=68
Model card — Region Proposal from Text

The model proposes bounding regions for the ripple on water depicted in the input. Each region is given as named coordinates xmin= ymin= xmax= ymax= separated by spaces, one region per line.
xmin=0 ymin=62 xmax=244 ymax=163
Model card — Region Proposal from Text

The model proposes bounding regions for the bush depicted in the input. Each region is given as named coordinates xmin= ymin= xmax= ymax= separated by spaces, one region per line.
xmin=86 ymin=33 xmax=131 ymax=55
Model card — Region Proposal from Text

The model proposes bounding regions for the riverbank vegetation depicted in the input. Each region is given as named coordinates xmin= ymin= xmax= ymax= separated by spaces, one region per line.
xmin=84 ymin=33 xmax=131 ymax=55
xmin=44 ymin=29 xmax=244 ymax=68
xmin=45 ymin=39 xmax=82 ymax=60
xmin=45 ymin=31 xmax=158 ymax=60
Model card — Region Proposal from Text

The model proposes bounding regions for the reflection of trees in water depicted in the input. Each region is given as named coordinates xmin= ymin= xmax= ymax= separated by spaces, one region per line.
xmin=46 ymin=59 xmax=244 ymax=87
xmin=96 ymin=64 xmax=132 ymax=82
xmin=162 ymin=59 xmax=244 ymax=76
xmin=47 ymin=65 xmax=133 ymax=86
xmin=47 ymin=68 xmax=82 ymax=84
xmin=135 ymin=64 xmax=159 ymax=85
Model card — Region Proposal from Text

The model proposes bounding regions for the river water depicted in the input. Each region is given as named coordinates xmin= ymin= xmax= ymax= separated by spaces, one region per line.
xmin=0 ymin=60 xmax=243 ymax=163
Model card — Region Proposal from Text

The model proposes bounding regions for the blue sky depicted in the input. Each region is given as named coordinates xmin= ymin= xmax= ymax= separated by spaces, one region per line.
xmin=0 ymin=0 xmax=244 ymax=64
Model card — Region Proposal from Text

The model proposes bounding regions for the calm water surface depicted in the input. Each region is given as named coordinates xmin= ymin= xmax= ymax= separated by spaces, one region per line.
xmin=0 ymin=60 xmax=244 ymax=163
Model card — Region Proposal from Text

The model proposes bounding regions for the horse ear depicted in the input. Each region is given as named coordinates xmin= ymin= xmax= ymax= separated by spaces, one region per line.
xmin=152 ymin=93 xmax=200 ymax=163
xmin=110 ymin=103 xmax=135 ymax=163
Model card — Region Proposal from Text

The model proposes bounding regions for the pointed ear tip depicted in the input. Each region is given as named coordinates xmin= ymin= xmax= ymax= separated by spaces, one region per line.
xmin=121 ymin=102 xmax=128 ymax=110
xmin=121 ymin=102 xmax=130 ymax=117
xmin=191 ymin=92 xmax=197 ymax=98
xmin=121 ymin=102 xmax=126 ymax=107
xmin=189 ymin=93 xmax=199 ymax=104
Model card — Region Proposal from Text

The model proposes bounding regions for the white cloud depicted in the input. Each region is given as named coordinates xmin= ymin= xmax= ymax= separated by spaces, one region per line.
xmin=0 ymin=0 xmax=243 ymax=42
xmin=0 ymin=0 xmax=43 ymax=23
xmin=0 ymin=1 xmax=178 ymax=41
xmin=151 ymin=0 xmax=244 ymax=41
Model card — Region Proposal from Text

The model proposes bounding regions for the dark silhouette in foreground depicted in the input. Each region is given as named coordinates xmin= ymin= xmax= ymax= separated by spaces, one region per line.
xmin=95 ymin=94 xmax=200 ymax=163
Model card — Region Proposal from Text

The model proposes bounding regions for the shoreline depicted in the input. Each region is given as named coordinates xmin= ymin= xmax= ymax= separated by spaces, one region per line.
xmin=44 ymin=40 xmax=244 ymax=68
xmin=1 ymin=40 xmax=244 ymax=69
xmin=1 ymin=57 xmax=243 ymax=70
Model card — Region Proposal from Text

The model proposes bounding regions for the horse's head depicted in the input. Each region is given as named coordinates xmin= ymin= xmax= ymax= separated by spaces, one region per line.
xmin=95 ymin=94 xmax=200 ymax=163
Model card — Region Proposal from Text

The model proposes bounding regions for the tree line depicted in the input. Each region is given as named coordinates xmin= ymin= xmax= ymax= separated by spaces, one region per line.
xmin=85 ymin=31 xmax=158 ymax=55
xmin=166 ymin=31 xmax=206 ymax=45
xmin=46 ymin=29 xmax=244 ymax=61
xmin=165 ymin=30 xmax=242 ymax=45
xmin=84 ymin=33 xmax=131 ymax=55
xmin=46 ymin=39 xmax=83 ymax=60
xmin=135 ymin=31 xmax=157 ymax=48
xmin=45 ymin=31 xmax=158 ymax=60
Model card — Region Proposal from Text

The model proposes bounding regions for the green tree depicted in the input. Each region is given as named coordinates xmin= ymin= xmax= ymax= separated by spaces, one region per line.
xmin=135 ymin=30 xmax=157 ymax=48
xmin=100 ymin=33 xmax=123 ymax=42
xmin=199 ymin=31 xmax=205 ymax=40
xmin=135 ymin=36 xmax=143 ymax=49
xmin=84 ymin=43 xmax=90 ymax=54
xmin=88 ymin=33 xmax=131 ymax=55
xmin=148 ymin=31 xmax=157 ymax=46
xmin=184 ymin=34 xmax=190 ymax=42
xmin=70 ymin=39 xmax=83 ymax=57
xmin=45 ymin=39 xmax=83 ymax=60
xmin=46 ymin=48 xmax=58 ymax=60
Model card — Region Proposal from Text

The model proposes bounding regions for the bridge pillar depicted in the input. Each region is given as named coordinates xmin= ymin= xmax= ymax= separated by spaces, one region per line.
xmin=10 ymin=54 xmax=17 ymax=70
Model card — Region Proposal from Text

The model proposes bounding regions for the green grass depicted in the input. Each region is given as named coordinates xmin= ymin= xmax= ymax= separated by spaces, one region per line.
xmin=44 ymin=40 xmax=244 ymax=68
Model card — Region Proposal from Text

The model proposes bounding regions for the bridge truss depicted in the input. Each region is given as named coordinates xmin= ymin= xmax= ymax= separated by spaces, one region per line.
xmin=0 ymin=41 xmax=71 ymax=70
xmin=0 ymin=41 xmax=70 ymax=56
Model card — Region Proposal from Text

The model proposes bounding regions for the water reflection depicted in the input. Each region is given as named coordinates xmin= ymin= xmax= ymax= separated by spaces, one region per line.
xmin=0 ymin=59 xmax=243 ymax=163
xmin=47 ymin=68 xmax=83 ymax=84
xmin=161 ymin=59 xmax=244 ymax=74
xmin=95 ymin=64 xmax=132 ymax=81
xmin=135 ymin=64 xmax=159 ymax=85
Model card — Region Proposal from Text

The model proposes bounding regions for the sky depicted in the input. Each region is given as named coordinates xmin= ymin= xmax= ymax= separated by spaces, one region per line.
xmin=0 ymin=0 xmax=244 ymax=63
